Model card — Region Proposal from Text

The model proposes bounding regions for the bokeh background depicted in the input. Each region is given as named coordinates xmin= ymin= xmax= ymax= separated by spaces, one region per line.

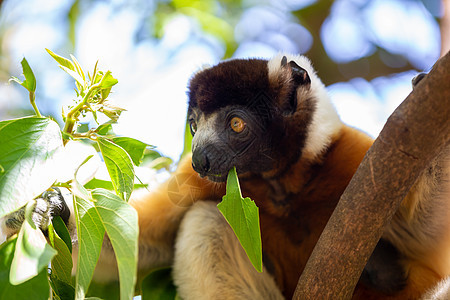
xmin=0 ymin=0 xmax=447 ymax=160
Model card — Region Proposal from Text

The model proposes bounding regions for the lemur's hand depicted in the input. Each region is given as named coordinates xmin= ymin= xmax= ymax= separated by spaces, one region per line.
xmin=412 ymin=72 xmax=426 ymax=89
xmin=1 ymin=187 xmax=70 ymax=239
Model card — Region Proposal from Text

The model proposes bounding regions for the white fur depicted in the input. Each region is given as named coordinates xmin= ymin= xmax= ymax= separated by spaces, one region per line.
xmin=383 ymin=145 xmax=450 ymax=277
xmin=268 ymin=53 xmax=343 ymax=160
xmin=421 ymin=276 xmax=450 ymax=300
xmin=191 ymin=113 xmax=221 ymax=154
xmin=173 ymin=201 xmax=284 ymax=300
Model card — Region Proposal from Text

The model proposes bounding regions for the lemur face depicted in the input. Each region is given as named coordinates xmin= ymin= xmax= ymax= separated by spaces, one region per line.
xmin=188 ymin=104 xmax=276 ymax=182
xmin=187 ymin=56 xmax=316 ymax=182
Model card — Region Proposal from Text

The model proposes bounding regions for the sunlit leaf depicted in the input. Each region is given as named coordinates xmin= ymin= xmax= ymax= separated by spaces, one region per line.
xmin=100 ymin=101 xmax=126 ymax=121
xmin=84 ymin=178 xmax=147 ymax=191
xmin=52 ymin=216 xmax=72 ymax=253
xmin=73 ymin=195 xmax=105 ymax=300
xmin=97 ymin=137 xmax=134 ymax=201
xmin=46 ymin=49 xmax=76 ymax=72
xmin=0 ymin=237 xmax=50 ymax=300
xmin=101 ymin=87 xmax=112 ymax=100
xmin=217 ymin=167 xmax=262 ymax=272
xmin=10 ymin=215 xmax=57 ymax=284
xmin=92 ymin=189 xmax=138 ymax=300
xmin=84 ymin=178 xmax=115 ymax=190
xmin=147 ymin=156 xmax=173 ymax=171
xmin=60 ymin=65 xmax=85 ymax=87
xmin=9 ymin=57 xmax=36 ymax=93
xmin=75 ymin=123 xmax=90 ymax=134
xmin=0 ymin=117 xmax=63 ymax=218
xmin=73 ymin=157 xmax=105 ymax=300
xmin=96 ymin=122 xmax=115 ymax=136
xmin=48 ymin=221 xmax=73 ymax=285
xmin=112 ymin=137 xmax=149 ymax=166
xmin=141 ymin=268 xmax=177 ymax=300
xmin=70 ymin=54 xmax=86 ymax=82
xmin=98 ymin=71 xmax=118 ymax=89
xmin=49 ymin=276 xmax=75 ymax=300
xmin=86 ymin=281 xmax=119 ymax=300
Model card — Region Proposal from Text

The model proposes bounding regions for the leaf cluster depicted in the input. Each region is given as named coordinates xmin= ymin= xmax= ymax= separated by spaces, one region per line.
xmin=0 ymin=50 xmax=263 ymax=300
xmin=0 ymin=51 xmax=153 ymax=300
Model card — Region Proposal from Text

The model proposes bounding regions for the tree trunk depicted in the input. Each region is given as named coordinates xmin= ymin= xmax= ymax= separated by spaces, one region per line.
xmin=293 ymin=51 xmax=450 ymax=299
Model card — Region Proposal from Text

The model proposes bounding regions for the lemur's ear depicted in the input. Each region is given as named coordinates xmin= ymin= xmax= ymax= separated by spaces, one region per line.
xmin=280 ymin=57 xmax=311 ymax=114
xmin=288 ymin=60 xmax=311 ymax=86
xmin=281 ymin=55 xmax=288 ymax=67
xmin=281 ymin=56 xmax=311 ymax=86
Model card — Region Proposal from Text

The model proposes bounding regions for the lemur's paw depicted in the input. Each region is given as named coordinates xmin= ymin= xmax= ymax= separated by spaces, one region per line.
xmin=2 ymin=187 xmax=70 ymax=238
xmin=412 ymin=72 xmax=427 ymax=89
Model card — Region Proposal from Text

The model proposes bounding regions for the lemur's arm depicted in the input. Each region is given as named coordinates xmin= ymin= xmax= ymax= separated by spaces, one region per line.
xmin=0 ymin=188 xmax=71 ymax=242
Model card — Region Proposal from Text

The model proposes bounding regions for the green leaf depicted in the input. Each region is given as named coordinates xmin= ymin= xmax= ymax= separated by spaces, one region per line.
xmin=217 ymin=167 xmax=262 ymax=273
xmin=52 ymin=216 xmax=72 ymax=253
xmin=140 ymin=149 xmax=173 ymax=170
xmin=0 ymin=117 xmax=63 ymax=218
xmin=48 ymin=221 xmax=73 ymax=285
xmin=10 ymin=216 xmax=58 ymax=284
xmin=99 ymin=71 xmax=118 ymax=89
xmin=112 ymin=137 xmax=150 ymax=166
xmin=97 ymin=137 xmax=135 ymax=201
xmin=141 ymin=268 xmax=177 ymax=300
xmin=84 ymin=178 xmax=115 ymax=190
xmin=49 ymin=276 xmax=75 ymax=300
xmin=9 ymin=57 xmax=36 ymax=93
xmin=70 ymin=54 xmax=86 ymax=82
xmin=101 ymin=87 xmax=112 ymax=100
xmin=96 ymin=122 xmax=115 ymax=136
xmin=73 ymin=195 xmax=105 ymax=300
xmin=46 ymin=49 xmax=76 ymax=72
xmin=86 ymin=280 xmax=119 ymax=300
xmin=76 ymin=123 xmax=90 ymax=134
xmin=92 ymin=189 xmax=138 ymax=300
xmin=72 ymin=156 xmax=106 ymax=300
xmin=60 ymin=65 xmax=85 ymax=87
xmin=0 ymin=237 xmax=50 ymax=300
xmin=98 ymin=71 xmax=118 ymax=100
xmin=84 ymin=178 xmax=147 ymax=191
xmin=147 ymin=156 xmax=173 ymax=171
xmin=9 ymin=57 xmax=41 ymax=116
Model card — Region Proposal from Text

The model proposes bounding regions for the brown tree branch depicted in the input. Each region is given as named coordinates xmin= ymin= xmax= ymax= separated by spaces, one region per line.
xmin=293 ymin=51 xmax=450 ymax=299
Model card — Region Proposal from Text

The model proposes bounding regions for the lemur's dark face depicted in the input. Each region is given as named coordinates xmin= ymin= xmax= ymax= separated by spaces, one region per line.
xmin=187 ymin=57 xmax=313 ymax=182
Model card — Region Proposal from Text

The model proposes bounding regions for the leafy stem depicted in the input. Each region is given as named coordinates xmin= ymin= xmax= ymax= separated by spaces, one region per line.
xmin=62 ymin=83 xmax=102 ymax=144
xmin=29 ymin=91 xmax=42 ymax=118
xmin=10 ymin=57 xmax=41 ymax=117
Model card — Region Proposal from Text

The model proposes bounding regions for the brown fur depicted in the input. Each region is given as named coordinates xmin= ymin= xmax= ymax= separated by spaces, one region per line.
xmin=130 ymin=125 xmax=375 ymax=298
xmin=130 ymin=123 xmax=449 ymax=299
xmin=189 ymin=59 xmax=272 ymax=114
xmin=248 ymin=125 xmax=374 ymax=298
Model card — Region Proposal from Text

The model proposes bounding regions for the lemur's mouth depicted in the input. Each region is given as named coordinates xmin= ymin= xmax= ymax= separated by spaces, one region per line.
xmin=205 ymin=173 xmax=227 ymax=183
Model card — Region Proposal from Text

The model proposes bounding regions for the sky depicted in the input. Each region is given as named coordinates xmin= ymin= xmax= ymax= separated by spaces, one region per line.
xmin=0 ymin=0 xmax=442 ymax=160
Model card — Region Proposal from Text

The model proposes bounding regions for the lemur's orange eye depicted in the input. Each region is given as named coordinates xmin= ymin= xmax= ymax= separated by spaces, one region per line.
xmin=230 ymin=117 xmax=245 ymax=133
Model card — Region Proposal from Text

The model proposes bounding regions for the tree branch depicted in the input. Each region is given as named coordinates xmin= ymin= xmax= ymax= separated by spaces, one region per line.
xmin=293 ymin=51 xmax=450 ymax=299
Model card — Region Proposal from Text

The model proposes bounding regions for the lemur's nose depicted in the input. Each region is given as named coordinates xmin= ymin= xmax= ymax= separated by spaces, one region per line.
xmin=192 ymin=149 xmax=210 ymax=176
